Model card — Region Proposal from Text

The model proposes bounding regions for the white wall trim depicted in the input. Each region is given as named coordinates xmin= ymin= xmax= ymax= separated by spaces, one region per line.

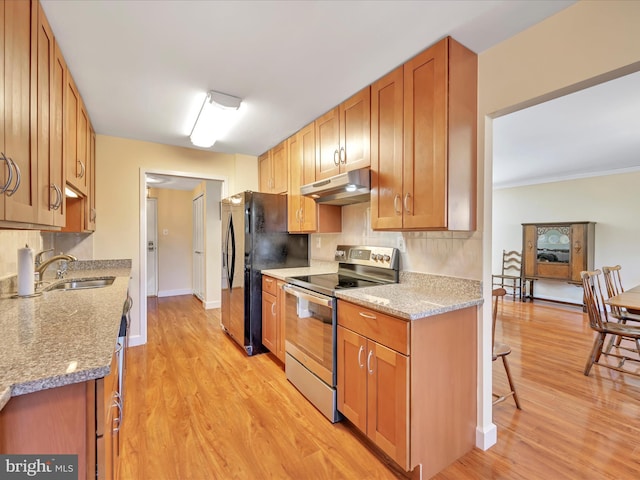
xmin=158 ymin=289 xmax=194 ymax=297
xmin=476 ymin=424 xmax=498 ymax=451
xmin=128 ymin=334 xmax=145 ymax=348
xmin=494 ymin=165 xmax=640 ymax=190
xmin=204 ymin=300 xmax=221 ymax=309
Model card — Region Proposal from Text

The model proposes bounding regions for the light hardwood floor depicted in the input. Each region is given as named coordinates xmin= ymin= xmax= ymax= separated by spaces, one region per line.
xmin=120 ymin=295 xmax=640 ymax=479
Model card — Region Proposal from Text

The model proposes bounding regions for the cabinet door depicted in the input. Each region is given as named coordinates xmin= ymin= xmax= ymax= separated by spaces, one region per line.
xmin=371 ymin=66 xmax=404 ymax=230
xmin=287 ymin=133 xmax=302 ymax=231
xmin=51 ymin=41 xmax=66 ymax=227
xmin=403 ymin=39 xmax=447 ymax=229
xmin=570 ymin=223 xmax=587 ymax=282
xmin=271 ymin=141 xmax=288 ymax=194
xmin=315 ymin=107 xmax=340 ymax=180
xmin=337 ymin=326 xmax=368 ymax=433
xmin=2 ymin=0 xmax=37 ymax=223
xmin=298 ymin=123 xmax=318 ymax=232
xmin=65 ymin=72 xmax=79 ymax=191
xmin=34 ymin=1 xmax=54 ymax=226
xmin=522 ymin=224 xmax=536 ymax=277
xmin=367 ymin=341 xmax=409 ymax=469
xmin=77 ymin=100 xmax=89 ymax=195
xmin=276 ymin=280 xmax=286 ymax=362
xmin=261 ymin=291 xmax=277 ymax=353
xmin=258 ymin=151 xmax=271 ymax=192
xmin=340 ymin=86 xmax=370 ymax=173
xmin=85 ymin=127 xmax=96 ymax=231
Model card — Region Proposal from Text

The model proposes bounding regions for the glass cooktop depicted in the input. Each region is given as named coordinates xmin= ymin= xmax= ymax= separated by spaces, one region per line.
xmin=286 ymin=273 xmax=385 ymax=297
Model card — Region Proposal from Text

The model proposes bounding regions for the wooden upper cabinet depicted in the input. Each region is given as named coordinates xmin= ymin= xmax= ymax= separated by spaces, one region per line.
xmin=371 ymin=66 xmax=404 ymax=230
xmin=315 ymin=86 xmax=370 ymax=180
xmin=76 ymin=99 xmax=89 ymax=195
xmin=258 ymin=141 xmax=287 ymax=194
xmin=288 ymin=123 xmax=341 ymax=234
xmin=35 ymin=1 xmax=65 ymax=227
xmin=64 ymin=72 xmax=79 ymax=191
xmin=86 ymin=126 xmax=96 ymax=231
xmin=1 ymin=0 xmax=37 ymax=223
xmin=371 ymin=37 xmax=477 ymax=231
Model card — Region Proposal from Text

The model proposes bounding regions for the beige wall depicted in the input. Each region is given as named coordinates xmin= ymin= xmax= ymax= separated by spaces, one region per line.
xmin=95 ymin=135 xmax=258 ymax=339
xmin=0 ymin=231 xmax=43 ymax=279
xmin=477 ymin=0 xmax=640 ymax=449
xmin=493 ymin=171 xmax=640 ymax=304
xmin=153 ymin=189 xmax=193 ymax=296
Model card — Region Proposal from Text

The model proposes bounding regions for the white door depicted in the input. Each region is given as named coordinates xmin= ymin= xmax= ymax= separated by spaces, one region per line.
xmin=193 ymin=194 xmax=205 ymax=301
xmin=146 ymin=197 xmax=158 ymax=296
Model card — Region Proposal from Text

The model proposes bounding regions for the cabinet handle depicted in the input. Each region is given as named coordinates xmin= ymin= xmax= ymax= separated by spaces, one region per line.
xmin=574 ymin=241 xmax=582 ymax=254
xmin=403 ymin=192 xmax=411 ymax=214
xmin=77 ymin=160 xmax=85 ymax=179
xmin=265 ymin=278 xmax=273 ymax=284
xmin=55 ymin=184 xmax=63 ymax=209
xmin=0 ymin=153 xmax=13 ymax=194
xmin=50 ymin=184 xmax=62 ymax=210
xmin=358 ymin=311 xmax=377 ymax=320
xmin=271 ymin=302 xmax=276 ymax=316
xmin=5 ymin=157 xmax=20 ymax=197
xmin=298 ymin=208 xmax=303 ymax=224
xmin=358 ymin=345 xmax=364 ymax=368
xmin=91 ymin=208 xmax=97 ymax=222
xmin=367 ymin=350 xmax=374 ymax=375
xmin=333 ymin=149 xmax=340 ymax=166
xmin=393 ymin=194 xmax=401 ymax=215
xmin=112 ymin=396 xmax=123 ymax=433
xmin=339 ymin=146 xmax=346 ymax=164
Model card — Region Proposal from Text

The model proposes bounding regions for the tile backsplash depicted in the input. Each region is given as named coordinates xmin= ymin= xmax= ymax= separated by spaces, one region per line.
xmin=310 ymin=202 xmax=482 ymax=280
xmin=0 ymin=231 xmax=93 ymax=279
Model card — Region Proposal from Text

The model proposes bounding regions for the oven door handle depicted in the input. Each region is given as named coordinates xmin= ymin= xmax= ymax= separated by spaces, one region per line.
xmin=283 ymin=284 xmax=333 ymax=307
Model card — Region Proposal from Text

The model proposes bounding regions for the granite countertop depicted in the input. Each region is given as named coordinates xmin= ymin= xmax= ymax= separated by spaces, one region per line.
xmin=0 ymin=259 xmax=132 ymax=411
xmin=336 ymin=271 xmax=483 ymax=320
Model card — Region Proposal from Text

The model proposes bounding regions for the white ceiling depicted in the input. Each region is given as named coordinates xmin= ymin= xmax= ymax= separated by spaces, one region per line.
xmin=42 ymin=0 xmax=638 ymax=191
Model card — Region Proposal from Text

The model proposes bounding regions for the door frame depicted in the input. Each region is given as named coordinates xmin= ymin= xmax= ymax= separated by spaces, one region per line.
xmin=137 ymin=168 xmax=228 ymax=346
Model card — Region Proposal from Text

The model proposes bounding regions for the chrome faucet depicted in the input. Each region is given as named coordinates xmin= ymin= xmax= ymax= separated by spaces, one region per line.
xmin=35 ymin=253 xmax=78 ymax=279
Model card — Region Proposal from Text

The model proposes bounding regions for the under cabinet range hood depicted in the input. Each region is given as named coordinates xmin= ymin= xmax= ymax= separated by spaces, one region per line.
xmin=300 ymin=167 xmax=370 ymax=205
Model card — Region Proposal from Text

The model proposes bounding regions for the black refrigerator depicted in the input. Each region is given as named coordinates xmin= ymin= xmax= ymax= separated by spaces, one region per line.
xmin=221 ymin=191 xmax=309 ymax=355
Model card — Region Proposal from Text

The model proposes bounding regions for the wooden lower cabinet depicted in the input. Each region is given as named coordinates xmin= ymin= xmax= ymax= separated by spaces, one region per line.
xmin=337 ymin=300 xmax=477 ymax=479
xmin=0 ymin=351 xmax=121 ymax=480
xmin=262 ymin=276 xmax=287 ymax=363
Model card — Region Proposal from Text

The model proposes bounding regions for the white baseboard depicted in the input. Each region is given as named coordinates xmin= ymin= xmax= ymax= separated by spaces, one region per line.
xmin=476 ymin=423 xmax=497 ymax=451
xmin=157 ymin=288 xmax=193 ymax=297
xmin=203 ymin=300 xmax=221 ymax=309
xmin=128 ymin=334 xmax=145 ymax=348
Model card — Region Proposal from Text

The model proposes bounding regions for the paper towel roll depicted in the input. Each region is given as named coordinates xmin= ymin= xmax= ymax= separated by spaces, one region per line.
xmin=17 ymin=245 xmax=35 ymax=296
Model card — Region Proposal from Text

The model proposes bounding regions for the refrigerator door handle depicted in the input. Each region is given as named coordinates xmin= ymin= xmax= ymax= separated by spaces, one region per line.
xmin=228 ymin=217 xmax=236 ymax=289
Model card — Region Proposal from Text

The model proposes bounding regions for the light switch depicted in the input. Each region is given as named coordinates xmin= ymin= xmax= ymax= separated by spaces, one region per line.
xmin=162 ymin=229 xmax=169 ymax=235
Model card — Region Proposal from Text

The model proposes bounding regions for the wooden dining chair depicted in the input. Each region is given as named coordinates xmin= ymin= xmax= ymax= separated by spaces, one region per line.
xmin=492 ymin=250 xmax=523 ymax=300
xmin=492 ymin=288 xmax=521 ymax=409
xmin=602 ymin=265 xmax=640 ymax=318
xmin=581 ymin=270 xmax=640 ymax=377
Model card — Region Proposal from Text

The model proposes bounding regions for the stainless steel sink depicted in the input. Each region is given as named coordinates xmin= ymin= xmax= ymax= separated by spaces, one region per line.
xmin=44 ymin=276 xmax=116 ymax=291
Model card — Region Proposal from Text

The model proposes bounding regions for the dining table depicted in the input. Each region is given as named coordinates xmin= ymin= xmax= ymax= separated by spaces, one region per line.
xmin=606 ymin=284 xmax=640 ymax=314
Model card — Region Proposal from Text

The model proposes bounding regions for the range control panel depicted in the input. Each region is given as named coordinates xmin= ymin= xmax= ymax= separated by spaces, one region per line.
xmin=334 ymin=245 xmax=399 ymax=270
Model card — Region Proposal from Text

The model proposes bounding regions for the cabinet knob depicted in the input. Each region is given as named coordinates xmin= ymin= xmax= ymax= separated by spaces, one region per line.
xmin=574 ymin=241 xmax=582 ymax=253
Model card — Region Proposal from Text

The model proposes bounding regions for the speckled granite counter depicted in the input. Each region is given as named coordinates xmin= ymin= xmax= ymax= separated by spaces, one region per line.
xmin=335 ymin=271 xmax=483 ymax=320
xmin=0 ymin=259 xmax=132 ymax=411
xmin=261 ymin=260 xmax=337 ymax=281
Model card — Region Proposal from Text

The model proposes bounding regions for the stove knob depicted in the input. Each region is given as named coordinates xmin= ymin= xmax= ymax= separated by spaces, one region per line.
xmin=383 ymin=254 xmax=391 ymax=262
xmin=372 ymin=254 xmax=380 ymax=261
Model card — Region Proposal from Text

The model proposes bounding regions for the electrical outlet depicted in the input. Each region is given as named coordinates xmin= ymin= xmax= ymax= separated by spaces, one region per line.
xmin=316 ymin=237 xmax=322 ymax=249
xmin=396 ymin=236 xmax=406 ymax=253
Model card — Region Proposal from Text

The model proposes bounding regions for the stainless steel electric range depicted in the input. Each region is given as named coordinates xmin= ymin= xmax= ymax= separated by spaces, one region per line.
xmin=282 ymin=245 xmax=400 ymax=422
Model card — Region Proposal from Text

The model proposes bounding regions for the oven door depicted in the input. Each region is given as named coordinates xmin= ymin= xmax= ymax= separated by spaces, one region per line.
xmin=283 ymin=284 xmax=336 ymax=387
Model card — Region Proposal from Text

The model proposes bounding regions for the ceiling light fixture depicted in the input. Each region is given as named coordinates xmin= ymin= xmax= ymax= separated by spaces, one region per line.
xmin=189 ymin=90 xmax=242 ymax=148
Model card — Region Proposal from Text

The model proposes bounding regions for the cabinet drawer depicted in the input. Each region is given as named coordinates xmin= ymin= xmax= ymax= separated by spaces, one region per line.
xmin=262 ymin=276 xmax=278 ymax=296
xmin=338 ymin=301 xmax=409 ymax=355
